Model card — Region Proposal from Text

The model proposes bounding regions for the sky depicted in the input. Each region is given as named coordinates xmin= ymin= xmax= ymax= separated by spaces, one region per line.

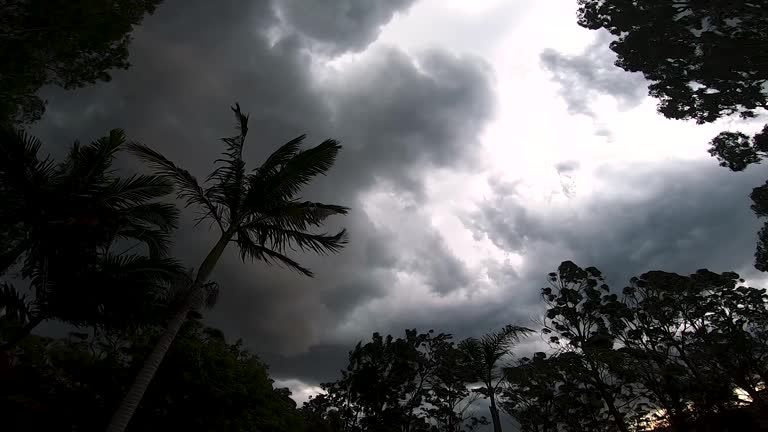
xmin=32 ymin=0 xmax=768 ymax=414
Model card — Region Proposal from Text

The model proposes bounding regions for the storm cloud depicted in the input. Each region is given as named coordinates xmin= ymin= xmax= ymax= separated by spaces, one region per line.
xmin=275 ymin=0 xmax=417 ymax=54
xmin=467 ymin=159 xmax=767 ymax=293
xmin=26 ymin=0 xmax=768 ymax=398
xmin=31 ymin=0 xmax=494 ymax=379
xmin=540 ymin=30 xmax=648 ymax=118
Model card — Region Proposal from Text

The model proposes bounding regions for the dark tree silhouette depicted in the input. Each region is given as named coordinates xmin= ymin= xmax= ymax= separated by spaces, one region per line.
xmin=577 ymin=1 xmax=768 ymax=272
xmin=0 ymin=0 xmax=162 ymax=126
xmin=458 ymin=325 xmax=533 ymax=432
xmin=0 ymin=127 xmax=181 ymax=349
xmin=541 ymin=262 xmax=639 ymax=432
xmin=107 ymin=104 xmax=349 ymax=432
xmin=311 ymin=329 xmax=488 ymax=432
xmin=578 ymin=0 xmax=767 ymax=124
xmin=1 ymin=322 xmax=304 ymax=432
xmin=531 ymin=261 xmax=768 ymax=431
xmin=708 ymin=125 xmax=768 ymax=172
xmin=2 ymin=259 xmax=768 ymax=431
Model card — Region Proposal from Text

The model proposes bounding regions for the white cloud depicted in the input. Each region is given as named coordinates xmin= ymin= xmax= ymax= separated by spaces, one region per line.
xmin=273 ymin=378 xmax=324 ymax=405
xmin=312 ymin=0 xmax=768 ymax=352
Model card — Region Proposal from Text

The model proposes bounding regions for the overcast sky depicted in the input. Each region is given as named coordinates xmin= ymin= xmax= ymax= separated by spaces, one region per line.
xmin=33 ymin=0 xmax=768 ymax=412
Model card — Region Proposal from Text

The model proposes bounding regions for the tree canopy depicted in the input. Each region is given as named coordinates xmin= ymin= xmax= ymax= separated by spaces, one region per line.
xmin=1 ymin=320 xmax=305 ymax=432
xmin=577 ymin=0 xmax=768 ymax=124
xmin=0 ymin=0 xmax=161 ymax=126
xmin=0 ymin=126 xmax=181 ymax=349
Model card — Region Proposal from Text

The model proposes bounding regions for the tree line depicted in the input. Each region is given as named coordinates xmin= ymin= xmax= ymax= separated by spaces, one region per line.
xmin=303 ymin=261 xmax=768 ymax=432
xmin=4 ymin=240 xmax=767 ymax=431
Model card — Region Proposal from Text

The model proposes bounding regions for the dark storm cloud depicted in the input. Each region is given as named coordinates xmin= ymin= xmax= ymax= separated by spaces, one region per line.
xmin=275 ymin=0 xmax=416 ymax=54
xmin=540 ymin=30 xmax=648 ymax=118
xmin=30 ymin=0 xmax=496 ymax=381
xmin=323 ymin=47 xmax=495 ymax=198
xmin=468 ymin=159 xmax=767 ymax=293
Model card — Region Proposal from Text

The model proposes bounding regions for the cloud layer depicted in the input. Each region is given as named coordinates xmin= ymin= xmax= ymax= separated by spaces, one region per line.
xmin=32 ymin=0 xmax=495 ymax=374
xmin=29 ymin=0 xmax=767 ymax=395
xmin=540 ymin=30 xmax=648 ymax=118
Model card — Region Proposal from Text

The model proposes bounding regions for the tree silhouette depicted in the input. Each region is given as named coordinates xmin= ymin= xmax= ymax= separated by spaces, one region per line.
xmin=533 ymin=261 xmax=768 ymax=431
xmin=708 ymin=125 xmax=768 ymax=172
xmin=578 ymin=0 xmax=767 ymax=124
xmin=312 ymin=329 xmax=488 ymax=432
xmin=458 ymin=325 xmax=533 ymax=432
xmin=0 ymin=0 xmax=162 ymax=126
xmin=1 ymin=321 xmax=304 ymax=432
xmin=541 ymin=262 xmax=637 ymax=432
xmin=577 ymin=1 xmax=768 ymax=273
xmin=107 ymin=104 xmax=349 ymax=432
xmin=2 ymin=258 xmax=768 ymax=431
xmin=0 ymin=127 xmax=181 ymax=348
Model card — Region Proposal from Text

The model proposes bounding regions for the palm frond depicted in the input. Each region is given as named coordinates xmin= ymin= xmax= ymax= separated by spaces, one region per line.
xmin=100 ymin=254 xmax=183 ymax=286
xmin=117 ymin=202 xmax=179 ymax=233
xmin=481 ymin=325 xmax=534 ymax=356
xmin=235 ymin=232 xmax=313 ymax=277
xmin=0 ymin=282 xmax=33 ymax=323
xmin=155 ymin=268 xmax=194 ymax=305
xmin=100 ymin=174 xmax=175 ymax=209
xmin=0 ymin=127 xmax=56 ymax=223
xmin=0 ymin=126 xmax=55 ymax=187
xmin=253 ymin=224 xmax=348 ymax=256
xmin=58 ymin=129 xmax=126 ymax=189
xmin=86 ymin=254 xmax=184 ymax=329
xmin=114 ymin=227 xmax=172 ymax=257
xmin=206 ymin=105 xmax=250 ymax=222
xmin=231 ymin=103 xmax=249 ymax=138
xmin=244 ymin=200 xmax=350 ymax=232
xmin=248 ymin=139 xmax=343 ymax=204
xmin=161 ymin=269 xmax=220 ymax=309
xmin=253 ymin=134 xmax=305 ymax=178
xmin=127 ymin=141 xmax=223 ymax=229
xmin=460 ymin=325 xmax=534 ymax=382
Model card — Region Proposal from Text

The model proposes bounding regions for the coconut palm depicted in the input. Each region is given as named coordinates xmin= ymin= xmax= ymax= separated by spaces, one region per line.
xmin=459 ymin=325 xmax=534 ymax=432
xmin=106 ymin=104 xmax=349 ymax=432
xmin=0 ymin=127 xmax=182 ymax=348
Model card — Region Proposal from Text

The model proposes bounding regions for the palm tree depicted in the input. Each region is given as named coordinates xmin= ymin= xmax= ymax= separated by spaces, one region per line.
xmin=106 ymin=104 xmax=349 ymax=432
xmin=459 ymin=325 xmax=533 ymax=432
xmin=0 ymin=127 xmax=179 ymax=272
xmin=0 ymin=127 xmax=182 ymax=348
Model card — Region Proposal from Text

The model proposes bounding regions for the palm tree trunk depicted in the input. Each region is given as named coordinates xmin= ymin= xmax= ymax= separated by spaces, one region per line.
xmin=490 ymin=394 xmax=503 ymax=432
xmin=0 ymin=314 xmax=44 ymax=350
xmin=105 ymin=231 xmax=232 ymax=432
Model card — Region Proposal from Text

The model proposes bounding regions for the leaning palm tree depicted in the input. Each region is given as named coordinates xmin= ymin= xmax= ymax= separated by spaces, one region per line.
xmin=458 ymin=325 xmax=533 ymax=432
xmin=106 ymin=104 xmax=349 ymax=432
xmin=0 ymin=127 xmax=181 ymax=348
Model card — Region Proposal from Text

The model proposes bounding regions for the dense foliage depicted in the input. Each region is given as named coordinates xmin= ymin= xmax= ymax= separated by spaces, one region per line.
xmin=0 ymin=126 xmax=181 ymax=349
xmin=1 ymin=320 xmax=304 ymax=432
xmin=0 ymin=0 xmax=162 ymax=126
xmin=577 ymin=0 xmax=767 ymax=124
